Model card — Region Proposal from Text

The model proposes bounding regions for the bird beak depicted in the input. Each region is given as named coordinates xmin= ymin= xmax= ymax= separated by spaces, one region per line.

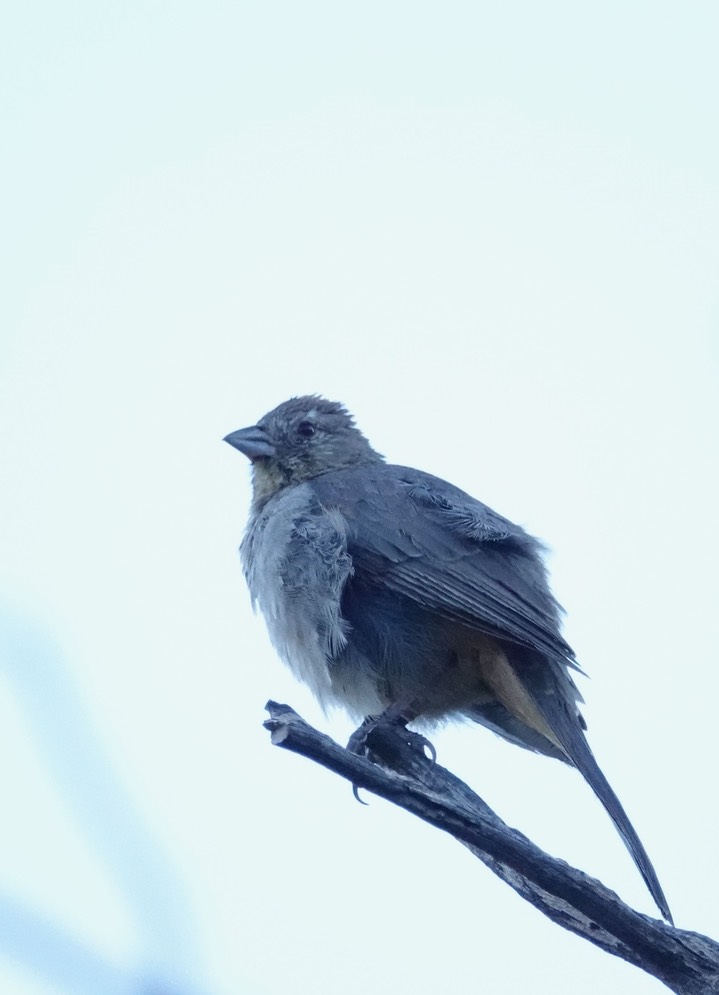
xmin=223 ymin=425 xmax=276 ymax=460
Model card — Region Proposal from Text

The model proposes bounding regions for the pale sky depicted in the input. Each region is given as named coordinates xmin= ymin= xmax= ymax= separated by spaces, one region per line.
xmin=1 ymin=3 xmax=718 ymax=994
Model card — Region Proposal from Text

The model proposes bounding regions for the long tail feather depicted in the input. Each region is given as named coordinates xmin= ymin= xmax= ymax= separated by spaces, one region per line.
xmin=543 ymin=698 xmax=672 ymax=922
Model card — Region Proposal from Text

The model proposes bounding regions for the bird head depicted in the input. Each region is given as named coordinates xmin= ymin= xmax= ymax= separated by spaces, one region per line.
xmin=224 ymin=395 xmax=382 ymax=506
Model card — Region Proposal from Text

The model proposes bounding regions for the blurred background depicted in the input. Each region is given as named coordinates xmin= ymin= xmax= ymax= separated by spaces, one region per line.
xmin=1 ymin=2 xmax=717 ymax=993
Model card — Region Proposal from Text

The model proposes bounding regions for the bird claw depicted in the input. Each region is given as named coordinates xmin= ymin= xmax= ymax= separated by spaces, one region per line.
xmin=351 ymin=783 xmax=369 ymax=805
xmin=413 ymin=730 xmax=437 ymax=763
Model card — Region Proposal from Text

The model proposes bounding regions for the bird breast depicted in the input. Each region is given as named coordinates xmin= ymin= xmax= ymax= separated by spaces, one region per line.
xmin=241 ymin=484 xmax=373 ymax=712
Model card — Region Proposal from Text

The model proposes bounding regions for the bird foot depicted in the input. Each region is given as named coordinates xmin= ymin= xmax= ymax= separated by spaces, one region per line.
xmin=347 ymin=711 xmax=437 ymax=803
xmin=347 ymin=710 xmax=437 ymax=763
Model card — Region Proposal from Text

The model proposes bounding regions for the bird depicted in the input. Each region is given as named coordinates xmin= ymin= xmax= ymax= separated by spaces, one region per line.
xmin=225 ymin=394 xmax=672 ymax=922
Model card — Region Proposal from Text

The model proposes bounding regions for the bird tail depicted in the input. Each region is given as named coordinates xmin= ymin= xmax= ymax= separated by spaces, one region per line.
xmin=542 ymin=698 xmax=673 ymax=923
xmin=466 ymin=642 xmax=671 ymax=920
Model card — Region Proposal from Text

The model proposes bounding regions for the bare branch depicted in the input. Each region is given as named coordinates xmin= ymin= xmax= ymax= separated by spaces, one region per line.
xmin=264 ymin=701 xmax=719 ymax=995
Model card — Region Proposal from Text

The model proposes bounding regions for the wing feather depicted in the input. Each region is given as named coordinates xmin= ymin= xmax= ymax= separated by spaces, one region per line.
xmin=311 ymin=463 xmax=578 ymax=669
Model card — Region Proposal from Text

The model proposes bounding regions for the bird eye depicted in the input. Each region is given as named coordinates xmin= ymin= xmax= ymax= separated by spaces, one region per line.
xmin=297 ymin=421 xmax=316 ymax=438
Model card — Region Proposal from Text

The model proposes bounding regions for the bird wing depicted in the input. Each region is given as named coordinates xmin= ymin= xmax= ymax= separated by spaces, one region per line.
xmin=311 ymin=463 xmax=577 ymax=669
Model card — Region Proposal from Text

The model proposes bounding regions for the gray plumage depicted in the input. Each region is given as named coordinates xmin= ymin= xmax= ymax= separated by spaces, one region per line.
xmin=225 ymin=395 xmax=672 ymax=922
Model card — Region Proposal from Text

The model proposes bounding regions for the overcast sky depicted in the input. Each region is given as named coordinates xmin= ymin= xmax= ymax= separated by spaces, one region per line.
xmin=1 ymin=3 xmax=718 ymax=994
